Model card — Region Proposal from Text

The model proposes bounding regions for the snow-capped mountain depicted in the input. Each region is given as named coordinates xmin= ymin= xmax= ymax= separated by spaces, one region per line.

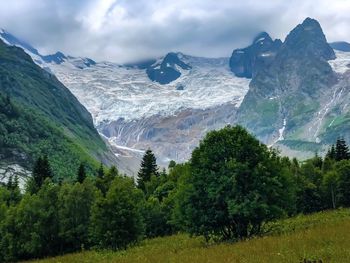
xmin=0 ymin=29 xmax=250 ymax=167
xmin=47 ymin=53 xmax=250 ymax=165
xmin=1 ymin=18 xmax=350 ymax=169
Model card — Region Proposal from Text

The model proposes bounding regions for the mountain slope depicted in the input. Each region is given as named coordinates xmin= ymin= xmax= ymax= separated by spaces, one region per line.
xmin=0 ymin=39 xmax=117 ymax=178
xmin=236 ymin=17 xmax=350 ymax=154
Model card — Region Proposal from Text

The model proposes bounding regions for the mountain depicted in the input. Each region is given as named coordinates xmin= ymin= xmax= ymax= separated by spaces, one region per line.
xmin=146 ymin=52 xmax=192 ymax=84
xmin=1 ymin=17 xmax=349 ymax=166
xmin=237 ymin=17 xmax=350 ymax=156
xmin=46 ymin=53 xmax=250 ymax=166
xmin=0 ymin=29 xmax=96 ymax=69
xmin=229 ymin=32 xmax=282 ymax=78
xmin=0 ymin=39 xmax=119 ymax=182
xmin=330 ymin=41 xmax=350 ymax=52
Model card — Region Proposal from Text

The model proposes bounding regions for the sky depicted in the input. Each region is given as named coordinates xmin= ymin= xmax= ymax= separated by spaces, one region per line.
xmin=0 ymin=0 xmax=349 ymax=63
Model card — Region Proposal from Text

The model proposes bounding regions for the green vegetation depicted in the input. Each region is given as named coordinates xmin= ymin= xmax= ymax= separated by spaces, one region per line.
xmin=1 ymin=126 xmax=350 ymax=262
xmin=174 ymin=126 xmax=295 ymax=241
xmin=280 ymin=139 xmax=323 ymax=152
xmin=0 ymin=92 xmax=100 ymax=178
xmin=0 ymin=39 xmax=111 ymax=177
xmin=31 ymin=209 xmax=350 ymax=263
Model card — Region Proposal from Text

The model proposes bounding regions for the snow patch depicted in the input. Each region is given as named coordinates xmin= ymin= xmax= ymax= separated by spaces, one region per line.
xmin=47 ymin=55 xmax=251 ymax=124
xmin=329 ymin=51 xmax=350 ymax=74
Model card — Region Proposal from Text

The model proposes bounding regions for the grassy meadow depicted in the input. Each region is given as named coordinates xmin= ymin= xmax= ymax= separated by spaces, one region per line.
xmin=29 ymin=209 xmax=350 ymax=263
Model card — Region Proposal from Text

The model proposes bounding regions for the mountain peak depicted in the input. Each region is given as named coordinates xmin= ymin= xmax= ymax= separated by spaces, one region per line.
xmin=146 ymin=52 xmax=191 ymax=84
xmin=253 ymin=32 xmax=273 ymax=44
xmin=229 ymin=31 xmax=282 ymax=78
xmin=284 ymin=17 xmax=335 ymax=60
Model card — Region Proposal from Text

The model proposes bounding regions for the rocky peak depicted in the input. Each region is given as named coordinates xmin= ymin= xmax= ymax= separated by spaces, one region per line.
xmin=283 ymin=17 xmax=335 ymax=60
xmin=330 ymin=41 xmax=350 ymax=52
xmin=42 ymin=51 xmax=67 ymax=64
xmin=146 ymin=52 xmax=191 ymax=84
xmin=229 ymin=32 xmax=282 ymax=78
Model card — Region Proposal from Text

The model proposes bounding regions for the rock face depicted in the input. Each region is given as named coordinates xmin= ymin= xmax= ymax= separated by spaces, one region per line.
xmin=146 ymin=52 xmax=192 ymax=84
xmin=330 ymin=41 xmax=350 ymax=52
xmin=237 ymin=17 xmax=350 ymax=154
xmin=229 ymin=32 xmax=282 ymax=78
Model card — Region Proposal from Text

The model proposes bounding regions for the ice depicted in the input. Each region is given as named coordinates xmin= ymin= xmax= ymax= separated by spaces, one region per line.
xmin=48 ymin=54 xmax=251 ymax=125
xmin=329 ymin=51 xmax=350 ymax=74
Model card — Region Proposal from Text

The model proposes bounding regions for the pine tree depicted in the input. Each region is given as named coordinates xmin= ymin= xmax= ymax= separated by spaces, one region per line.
xmin=326 ymin=144 xmax=336 ymax=160
xmin=137 ymin=149 xmax=159 ymax=192
xmin=97 ymin=162 xmax=104 ymax=178
xmin=32 ymin=155 xmax=53 ymax=190
xmin=77 ymin=163 xmax=87 ymax=183
xmin=335 ymin=138 xmax=350 ymax=161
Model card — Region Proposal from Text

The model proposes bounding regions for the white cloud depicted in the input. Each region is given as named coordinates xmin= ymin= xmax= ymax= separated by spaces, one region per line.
xmin=0 ymin=0 xmax=349 ymax=63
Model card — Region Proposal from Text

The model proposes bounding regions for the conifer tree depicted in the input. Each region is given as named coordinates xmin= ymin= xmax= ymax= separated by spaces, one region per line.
xmin=326 ymin=144 xmax=336 ymax=160
xmin=32 ymin=155 xmax=53 ymax=190
xmin=137 ymin=149 xmax=159 ymax=192
xmin=77 ymin=163 xmax=87 ymax=183
xmin=97 ymin=162 xmax=104 ymax=178
xmin=335 ymin=138 xmax=350 ymax=161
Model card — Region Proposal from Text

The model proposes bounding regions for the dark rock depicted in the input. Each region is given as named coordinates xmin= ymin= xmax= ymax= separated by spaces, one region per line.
xmin=146 ymin=52 xmax=191 ymax=84
xmin=330 ymin=41 xmax=350 ymax=52
xmin=229 ymin=32 xmax=282 ymax=78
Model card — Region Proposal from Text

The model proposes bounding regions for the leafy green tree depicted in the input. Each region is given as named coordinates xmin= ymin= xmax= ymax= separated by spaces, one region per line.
xmin=90 ymin=176 xmax=144 ymax=250
xmin=0 ymin=179 xmax=60 ymax=261
xmin=174 ymin=126 xmax=295 ymax=241
xmin=58 ymin=179 xmax=97 ymax=252
xmin=168 ymin=160 xmax=176 ymax=169
xmin=140 ymin=197 xmax=172 ymax=238
xmin=336 ymin=160 xmax=350 ymax=207
xmin=295 ymin=159 xmax=323 ymax=213
xmin=137 ymin=149 xmax=159 ymax=192
xmin=321 ymin=171 xmax=339 ymax=209
xmin=77 ymin=163 xmax=87 ymax=183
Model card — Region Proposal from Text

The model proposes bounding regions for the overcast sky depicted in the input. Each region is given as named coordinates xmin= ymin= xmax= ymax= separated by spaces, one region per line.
xmin=0 ymin=0 xmax=349 ymax=63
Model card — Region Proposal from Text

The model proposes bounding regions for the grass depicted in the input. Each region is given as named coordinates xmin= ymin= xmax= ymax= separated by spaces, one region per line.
xmin=29 ymin=209 xmax=350 ymax=263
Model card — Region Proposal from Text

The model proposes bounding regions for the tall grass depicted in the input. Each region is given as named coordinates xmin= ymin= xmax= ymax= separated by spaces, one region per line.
xmin=29 ymin=209 xmax=350 ymax=263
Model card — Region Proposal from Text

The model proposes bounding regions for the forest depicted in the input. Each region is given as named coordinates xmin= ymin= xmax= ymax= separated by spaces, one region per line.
xmin=0 ymin=125 xmax=349 ymax=262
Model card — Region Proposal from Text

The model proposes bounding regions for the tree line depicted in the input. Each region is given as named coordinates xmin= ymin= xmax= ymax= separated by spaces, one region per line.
xmin=0 ymin=125 xmax=349 ymax=262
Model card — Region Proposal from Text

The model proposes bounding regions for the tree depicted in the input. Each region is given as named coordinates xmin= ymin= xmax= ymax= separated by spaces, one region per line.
xmin=168 ymin=160 xmax=176 ymax=169
xmin=97 ymin=163 xmax=104 ymax=178
xmin=58 ymin=180 xmax=97 ymax=252
xmin=137 ymin=149 xmax=159 ymax=192
xmin=0 ymin=180 xmax=60 ymax=261
xmin=77 ymin=163 xmax=87 ymax=183
xmin=321 ymin=171 xmax=339 ymax=209
xmin=89 ymin=176 xmax=144 ymax=250
xmin=336 ymin=160 xmax=350 ymax=207
xmin=174 ymin=126 xmax=295 ymax=241
xmin=32 ymin=155 xmax=53 ymax=191
xmin=5 ymin=175 xmax=21 ymax=206
xmin=326 ymin=144 xmax=336 ymax=160
xmin=335 ymin=138 xmax=350 ymax=161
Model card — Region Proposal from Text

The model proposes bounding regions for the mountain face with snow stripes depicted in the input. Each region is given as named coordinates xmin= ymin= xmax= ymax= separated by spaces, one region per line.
xmin=1 ymin=17 xmax=350 ymax=168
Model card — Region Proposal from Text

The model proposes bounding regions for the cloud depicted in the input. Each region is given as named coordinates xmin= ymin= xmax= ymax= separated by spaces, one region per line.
xmin=0 ymin=0 xmax=349 ymax=63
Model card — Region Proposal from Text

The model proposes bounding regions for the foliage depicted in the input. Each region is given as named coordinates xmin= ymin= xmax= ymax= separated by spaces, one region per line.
xmin=89 ymin=176 xmax=144 ymax=250
xmin=0 ymin=92 xmax=100 ymax=179
xmin=1 ymin=126 xmax=350 ymax=262
xmin=137 ymin=149 xmax=159 ymax=192
xmin=174 ymin=125 xmax=296 ymax=241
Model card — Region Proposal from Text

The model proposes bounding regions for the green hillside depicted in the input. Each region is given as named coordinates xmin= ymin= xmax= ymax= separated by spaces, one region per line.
xmin=0 ymin=40 xmax=113 ymax=177
xmin=30 ymin=209 xmax=350 ymax=263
